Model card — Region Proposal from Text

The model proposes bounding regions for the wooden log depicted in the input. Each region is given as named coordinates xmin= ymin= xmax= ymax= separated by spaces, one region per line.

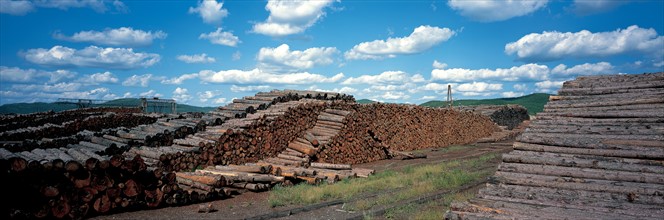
xmin=264 ymin=157 xmax=301 ymax=167
xmin=230 ymin=182 xmax=268 ymax=191
xmin=351 ymin=168 xmax=375 ymax=178
xmin=502 ymin=150 xmax=664 ymax=174
xmin=499 ymin=162 xmax=664 ymax=184
xmin=175 ymin=172 xmax=226 ymax=188
xmin=481 ymin=183 xmax=664 ymax=207
xmin=317 ymin=114 xmax=345 ymax=124
xmin=277 ymin=153 xmax=309 ymax=163
xmin=297 ymin=176 xmax=323 ymax=184
xmin=517 ymin=133 xmax=664 ymax=149
xmin=303 ymin=132 xmax=320 ymax=146
xmin=79 ymin=141 xmax=108 ymax=152
xmin=287 ymin=141 xmax=317 ymax=156
xmin=513 ymin=141 xmax=664 ymax=159
xmin=197 ymin=169 xmax=285 ymax=183
xmin=117 ymin=130 xmax=148 ymax=140
xmin=0 ymin=148 xmax=16 ymax=159
xmin=324 ymin=109 xmax=351 ymax=116
xmin=495 ymin=171 xmax=664 ymax=195
xmin=103 ymin=134 xmax=130 ymax=144
xmin=310 ymin=162 xmax=351 ymax=170
xmin=176 ymin=177 xmax=215 ymax=192
xmin=90 ymin=136 xmax=126 ymax=148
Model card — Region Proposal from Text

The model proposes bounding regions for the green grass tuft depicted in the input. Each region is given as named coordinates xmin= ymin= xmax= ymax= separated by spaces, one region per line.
xmin=268 ymin=152 xmax=496 ymax=208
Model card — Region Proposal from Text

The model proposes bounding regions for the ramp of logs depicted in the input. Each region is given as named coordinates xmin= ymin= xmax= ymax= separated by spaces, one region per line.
xmin=446 ymin=72 xmax=664 ymax=219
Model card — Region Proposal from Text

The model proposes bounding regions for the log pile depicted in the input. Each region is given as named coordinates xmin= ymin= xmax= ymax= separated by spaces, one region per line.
xmin=457 ymin=104 xmax=529 ymax=130
xmin=0 ymin=155 xmax=192 ymax=219
xmin=1 ymin=112 xmax=157 ymax=152
xmin=155 ymin=90 xmax=354 ymax=172
xmin=447 ymin=72 xmax=664 ymax=219
xmin=316 ymin=104 xmax=499 ymax=164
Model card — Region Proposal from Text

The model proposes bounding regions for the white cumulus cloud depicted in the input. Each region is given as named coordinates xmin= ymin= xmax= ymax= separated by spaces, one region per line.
xmin=258 ymin=44 xmax=337 ymax=71
xmin=502 ymin=91 xmax=524 ymax=98
xmin=139 ymin=90 xmax=162 ymax=98
xmin=345 ymin=25 xmax=455 ymax=60
xmin=177 ymin=53 xmax=216 ymax=64
xmin=381 ymin=91 xmax=410 ymax=100
xmin=172 ymin=87 xmax=192 ymax=103
xmin=432 ymin=63 xmax=549 ymax=82
xmin=505 ymin=25 xmax=664 ymax=62
xmin=420 ymin=82 xmax=502 ymax=97
xmin=431 ymin=62 xmax=615 ymax=82
xmin=230 ymin=85 xmax=271 ymax=93
xmin=535 ymin=80 xmax=565 ymax=93
xmin=200 ymin=28 xmax=241 ymax=47
xmin=198 ymin=69 xmax=344 ymax=84
xmin=11 ymin=82 xmax=82 ymax=92
xmin=1 ymin=0 xmax=127 ymax=15
xmin=252 ymin=0 xmax=335 ymax=36
xmin=447 ymin=0 xmax=548 ymax=22
xmin=189 ymin=0 xmax=228 ymax=24
xmin=53 ymin=27 xmax=166 ymax=47
xmin=161 ymin=73 xmax=199 ymax=85
xmin=0 ymin=66 xmax=76 ymax=83
xmin=0 ymin=0 xmax=34 ymax=15
xmin=334 ymin=87 xmax=357 ymax=94
xmin=551 ymin=62 xmax=614 ymax=76
xmin=198 ymin=90 xmax=223 ymax=102
xmin=123 ymin=74 xmax=157 ymax=87
xmin=23 ymin=45 xmax=160 ymax=69
xmin=342 ymin=71 xmax=409 ymax=85
xmin=433 ymin=60 xmax=448 ymax=69
xmin=78 ymin=71 xmax=118 ymax=85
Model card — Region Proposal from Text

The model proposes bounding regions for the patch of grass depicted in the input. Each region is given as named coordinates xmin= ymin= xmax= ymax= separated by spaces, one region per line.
xmin=268 ymin=153 xmax=497 ymax=208
xmin=386 ymin=190 xmax=477 ymax=219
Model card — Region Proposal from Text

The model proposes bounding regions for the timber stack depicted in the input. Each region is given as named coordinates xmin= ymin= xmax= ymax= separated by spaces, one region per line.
xmin=446 ymin=72 xmax=664 ymax=219
xmin=314 ymin=103 xmax=498 ymax=163
xmin=457 ymin=104 xmax=529 ymax=130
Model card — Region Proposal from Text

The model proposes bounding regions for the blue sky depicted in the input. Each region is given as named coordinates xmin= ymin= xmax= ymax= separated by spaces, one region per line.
xmin=1 ymin=0 xmax=663 ymax=106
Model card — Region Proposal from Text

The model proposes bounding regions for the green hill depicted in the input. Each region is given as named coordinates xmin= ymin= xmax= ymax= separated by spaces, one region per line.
xmin=420 ymin=93 xmax=551 ymax=115
xmin=0 ymin=98 xmax=217 ymax=115
xmin=356 ymin=99 xmax=377 ymax=104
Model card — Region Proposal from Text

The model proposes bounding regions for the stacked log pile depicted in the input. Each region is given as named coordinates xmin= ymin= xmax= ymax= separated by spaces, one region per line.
xmin=447 ymin=72 xmax=664 ymax=219
xmin=0 ymin=154 xmax=194 ymax=219
xmin=1 ymin=112 xmax=157 ymax=152
xmin=315 ymin=104 xmax=499 ymax=164
xmin=457 ymin=104 xmax=529 ymax=130
xmin=156 ymin=90 xmax=354 ymax=172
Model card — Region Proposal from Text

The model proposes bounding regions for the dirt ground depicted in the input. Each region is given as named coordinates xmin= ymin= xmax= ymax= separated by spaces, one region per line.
xmin=94 ymin=139 xmax=514 ymax=220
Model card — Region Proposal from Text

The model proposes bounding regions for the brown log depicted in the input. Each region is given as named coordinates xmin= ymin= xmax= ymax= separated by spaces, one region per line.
xmin=310 ymin=162 xmax=351 ymax=170
xmin=287 ymin=141 xmax=317 ymax=156
xmin=303 ymin=132 xmax=319 ymax=146
xmin=177 ymin=172 xmax=227 ymax=187
xmin=498 ymin=162 xmax=664 ymax=184
xmin=277 ymin=153 xmax=309 ymax=163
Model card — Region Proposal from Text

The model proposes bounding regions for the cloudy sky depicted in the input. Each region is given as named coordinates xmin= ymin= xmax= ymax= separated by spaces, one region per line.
xmin=1 ymin=0 xmax=663 ymax=106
